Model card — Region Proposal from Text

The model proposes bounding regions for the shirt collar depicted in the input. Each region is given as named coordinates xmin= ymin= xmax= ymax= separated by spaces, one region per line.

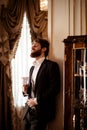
xmin=33 ymin=57 xmax=45 ymax=66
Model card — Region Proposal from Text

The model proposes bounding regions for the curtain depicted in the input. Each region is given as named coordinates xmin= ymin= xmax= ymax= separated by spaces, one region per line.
xmin=11 ymin=14 xmax=32 ymax=108
xmin=0 ymin=0 xmax=48 ymax=130
xmin=0 ymin=1 xmax=25 ymax=130
xmin=0 ymin=61 xmax=12 ymax=130
xmin=26 ymin=0 xmax=48 ymax=40
xmin=11 ymin=13 xmax=34 ymax=130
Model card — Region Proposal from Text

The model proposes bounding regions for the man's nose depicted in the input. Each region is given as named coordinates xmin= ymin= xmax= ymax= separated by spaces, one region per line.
xmin=31 ymin=46 xmax=35 ymax=50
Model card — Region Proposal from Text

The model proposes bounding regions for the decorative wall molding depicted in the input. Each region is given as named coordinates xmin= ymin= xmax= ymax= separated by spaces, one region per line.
xmin=69 ymin=0 xmax=86 ymax=35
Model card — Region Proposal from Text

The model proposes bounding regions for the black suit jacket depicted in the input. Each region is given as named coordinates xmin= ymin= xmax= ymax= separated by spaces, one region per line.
xmin=23 ymin=59 xmax=60 ymax=121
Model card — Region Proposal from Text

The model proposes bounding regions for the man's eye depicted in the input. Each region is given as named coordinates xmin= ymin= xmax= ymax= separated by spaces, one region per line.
xmin=34 ymin=45 xmax=38 ymax=47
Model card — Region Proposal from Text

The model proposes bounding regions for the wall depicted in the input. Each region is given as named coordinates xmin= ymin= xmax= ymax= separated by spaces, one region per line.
xmin=48 ymin=0 xmax=87 ymax=130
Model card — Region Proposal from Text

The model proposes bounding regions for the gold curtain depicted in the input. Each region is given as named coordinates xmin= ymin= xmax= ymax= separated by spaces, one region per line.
xmin=0 ymin=0 xmax=48 ymax=130
xmin=26 ymin=0 xmax=48 ymax=41
xmin=2 ymin=0 xmax=26 ymax=60
xmin=0 ymin=0 xmax=25 ymax=130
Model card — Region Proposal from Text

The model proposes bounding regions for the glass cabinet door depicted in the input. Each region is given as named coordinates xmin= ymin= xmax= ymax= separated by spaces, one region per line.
xmin=73 ymin=48 xmax=87 ymax=130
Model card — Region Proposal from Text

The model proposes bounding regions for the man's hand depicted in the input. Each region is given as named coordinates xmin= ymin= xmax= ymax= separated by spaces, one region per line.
xmin=27 ymin=98 xmax=37 ymax=107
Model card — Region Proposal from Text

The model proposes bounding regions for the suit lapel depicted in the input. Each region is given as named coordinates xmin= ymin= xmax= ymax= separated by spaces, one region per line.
xmin=29 ymin=66 xmax=34 ymax=85
xmin=34 ymin=59 xmax=47 ymax=89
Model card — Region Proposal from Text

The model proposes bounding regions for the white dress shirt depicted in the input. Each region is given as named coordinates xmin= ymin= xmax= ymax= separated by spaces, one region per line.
xmin=31 ymin=57 xmax=45 ymax=98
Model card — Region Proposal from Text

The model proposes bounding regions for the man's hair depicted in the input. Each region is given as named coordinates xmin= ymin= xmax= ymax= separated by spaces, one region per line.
xmin=34 ymin=38 xmax=49 ymax=57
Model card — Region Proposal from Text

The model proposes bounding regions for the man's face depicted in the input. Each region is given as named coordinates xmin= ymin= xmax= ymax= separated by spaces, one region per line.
xmin=30 ymin=42 xmax=42 ymax=58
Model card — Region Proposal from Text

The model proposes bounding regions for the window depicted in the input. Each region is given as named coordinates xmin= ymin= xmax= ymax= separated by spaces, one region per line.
xmin=11 ymin=13 xmax=34 ymax=107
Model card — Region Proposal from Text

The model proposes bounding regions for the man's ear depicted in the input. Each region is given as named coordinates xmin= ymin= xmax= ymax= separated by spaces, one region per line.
xmin=42 ymin=47 xmax=46 ymax=53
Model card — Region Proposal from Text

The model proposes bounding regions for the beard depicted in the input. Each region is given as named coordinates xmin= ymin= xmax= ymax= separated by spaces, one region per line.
xmin=30 ymin=49 xmax=42 ymax=58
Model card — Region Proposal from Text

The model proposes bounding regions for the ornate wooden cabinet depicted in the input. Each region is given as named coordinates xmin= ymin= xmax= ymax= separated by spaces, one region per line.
xmin=63 ymin=35 xmax=87 ymax=130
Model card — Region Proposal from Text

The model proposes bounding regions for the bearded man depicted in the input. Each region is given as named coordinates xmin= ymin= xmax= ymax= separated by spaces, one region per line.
xmin=22 ymin=38 xmax=60 ymax=130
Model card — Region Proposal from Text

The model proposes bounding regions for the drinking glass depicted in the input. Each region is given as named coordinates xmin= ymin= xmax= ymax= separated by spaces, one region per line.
xmin=22 ymin=77 xmax=29 ymax=96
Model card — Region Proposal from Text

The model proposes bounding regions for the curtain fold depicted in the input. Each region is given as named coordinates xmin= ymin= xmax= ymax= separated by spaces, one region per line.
xmin=0 ymin=61 xmax=12 ymax=130
xmin=2 ymin=0 xmax=26 ymax=60
xmin=26 ymin=0 xmax=48 ymax=40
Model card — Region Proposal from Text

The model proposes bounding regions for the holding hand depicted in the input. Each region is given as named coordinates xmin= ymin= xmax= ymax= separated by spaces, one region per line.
xmin=27 ymin=98 xmax=37 ymax=107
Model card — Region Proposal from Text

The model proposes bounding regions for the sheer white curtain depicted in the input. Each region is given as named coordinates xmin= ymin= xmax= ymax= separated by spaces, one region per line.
xmin=11 ymin=13 xmax=34 ymax=108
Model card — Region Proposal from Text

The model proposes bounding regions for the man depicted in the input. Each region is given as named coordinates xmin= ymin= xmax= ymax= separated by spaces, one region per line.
xmin=22 ymin=38 xmax=60 ymax=130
